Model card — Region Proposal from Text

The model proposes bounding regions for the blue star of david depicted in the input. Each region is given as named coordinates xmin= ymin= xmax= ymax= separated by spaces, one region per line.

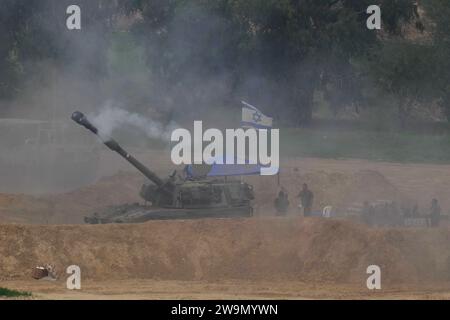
xmin=252 ymin=112 xmax=262 ymax=123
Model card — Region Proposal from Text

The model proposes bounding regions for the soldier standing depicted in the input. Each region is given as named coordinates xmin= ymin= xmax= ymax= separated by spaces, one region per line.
xmin=298 ymin=183 xmax=314 ymax=217
xmin=274 ymin=187 xmax=289 ymax=216
xmin=430 ymin=198 xmax=441 ymax=227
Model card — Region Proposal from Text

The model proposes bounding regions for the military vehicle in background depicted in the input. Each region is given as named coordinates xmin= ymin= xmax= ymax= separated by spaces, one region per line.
xmin=71 ymin=111 xmax=254 ymax=224
xmin=348 ymin=200 xmax=448 ymax=227
xmin=359 ymin=200 xmax=404 ymax=227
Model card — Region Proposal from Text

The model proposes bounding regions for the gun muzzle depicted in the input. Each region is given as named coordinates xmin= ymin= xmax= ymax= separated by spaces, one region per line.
xmin=71 ymin=111 xmax=98 ymax=135
xmin=71 ymin=110 xmax=122 ymax=153
xmin=71 ymin=110 xmax=166 ymax=188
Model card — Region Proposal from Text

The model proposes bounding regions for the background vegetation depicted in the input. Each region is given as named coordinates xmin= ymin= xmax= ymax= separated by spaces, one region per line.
xmin=0 ymin=287 xmax=31 ymax=297
xmin=0 ymin=0 xmax=449 ymax=162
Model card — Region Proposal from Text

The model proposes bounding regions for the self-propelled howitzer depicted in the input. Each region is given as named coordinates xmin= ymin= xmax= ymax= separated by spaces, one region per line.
xmin=71 ymin=111 xmax=254 ymax=224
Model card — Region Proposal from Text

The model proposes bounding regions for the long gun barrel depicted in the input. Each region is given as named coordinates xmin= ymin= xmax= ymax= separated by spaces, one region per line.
xmin=71 ymin=111 xmax=165 ymax=187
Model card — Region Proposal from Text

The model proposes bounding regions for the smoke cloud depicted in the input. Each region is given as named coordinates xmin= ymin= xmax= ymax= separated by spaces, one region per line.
xmin=89 ymin=102 xmax=178 ymax=142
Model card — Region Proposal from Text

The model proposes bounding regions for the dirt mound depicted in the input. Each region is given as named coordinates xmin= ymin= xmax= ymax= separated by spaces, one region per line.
xmin=342 ymin=170 xmax=409 ymax=206
xmin=0 ymin=171 xmax=143 ymax=224
xmin=248 ymin=169 xmax=409 ymax=215
xmin=1 ymin=218 xmax=449 ymax=285
xmin=0 ymin=194 xmax=51 ymax=224
xmin=45 ymin=171 xmax=144 ymax=224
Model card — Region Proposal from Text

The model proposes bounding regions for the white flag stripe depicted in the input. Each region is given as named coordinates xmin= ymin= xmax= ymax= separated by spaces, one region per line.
xmin=241 ymin=101 xmax=273 ymax=129
xmin=241 ymin=100 xmax=259 ymax=111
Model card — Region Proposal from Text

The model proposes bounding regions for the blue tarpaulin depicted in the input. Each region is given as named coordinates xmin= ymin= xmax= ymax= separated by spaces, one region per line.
xmin=185 ymin=154 xmax=273 ymax=177
xmin=207 ymin=163 xmax=262 ymax=176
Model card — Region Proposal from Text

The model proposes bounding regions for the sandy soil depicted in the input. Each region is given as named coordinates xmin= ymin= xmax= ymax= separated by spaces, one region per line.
xmin=2 ymin=157 xmax=450 ymax=299
xmin=2 ymin=217 xmax=450 ymax=299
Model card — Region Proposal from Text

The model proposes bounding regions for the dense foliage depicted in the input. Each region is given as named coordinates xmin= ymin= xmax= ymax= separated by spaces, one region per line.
xmin=0 ymin=0 xmax=448 ymax=126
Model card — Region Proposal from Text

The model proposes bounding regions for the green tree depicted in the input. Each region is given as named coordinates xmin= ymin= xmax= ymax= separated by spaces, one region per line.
xmin=0 ymin=0 xmax=32 ymax=98
xmin=126 ymin=0 xmax=418 ymax=125
xmin=423 ymin=0 xmax=450 ymax=121
xmin=368 ymin=41 xmax=434 ymax=128
xmin=0 ymin=0 xmax=120 ymax=101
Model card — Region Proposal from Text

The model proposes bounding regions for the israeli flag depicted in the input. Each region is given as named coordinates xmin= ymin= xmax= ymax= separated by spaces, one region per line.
xmin=241 ymin=101 xmax=273 ymax=129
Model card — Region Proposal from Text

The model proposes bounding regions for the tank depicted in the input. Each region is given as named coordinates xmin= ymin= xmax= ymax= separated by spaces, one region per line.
xmin=71 ymin=111 xmax=254 ymax=224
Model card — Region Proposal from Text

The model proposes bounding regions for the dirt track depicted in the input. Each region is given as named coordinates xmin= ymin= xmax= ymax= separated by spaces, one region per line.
xmin=5 ymin=279 xmax=450 ymax=300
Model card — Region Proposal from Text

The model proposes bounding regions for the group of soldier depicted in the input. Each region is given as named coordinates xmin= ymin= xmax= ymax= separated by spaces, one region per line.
xmin=274 ymin=183 xmax=314 ymax=217
xmin=274 ymin=185 xmax=443 ymax=227
xmin=361 ymin=198 xmax=443 ymax=227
